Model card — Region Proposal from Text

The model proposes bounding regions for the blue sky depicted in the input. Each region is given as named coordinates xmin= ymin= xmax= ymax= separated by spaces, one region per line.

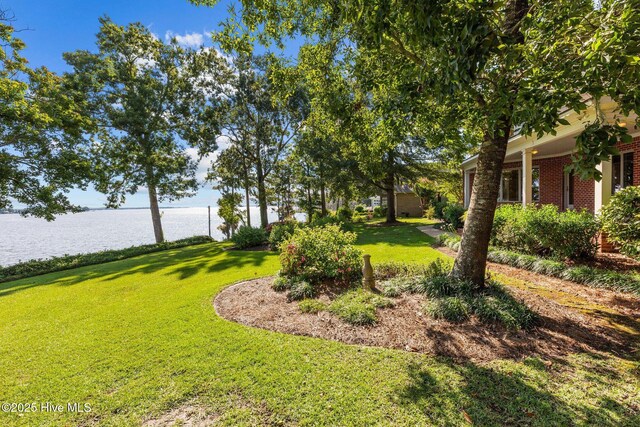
xmin=6 ymin=0 xmax=298 ymax=208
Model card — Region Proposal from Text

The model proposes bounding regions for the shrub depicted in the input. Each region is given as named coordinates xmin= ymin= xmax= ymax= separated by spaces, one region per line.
xmin=373 ymin=206 xmax=387 ymax=218
xmin=0 ymin=236 xmax=214 ymax=283
xmin=336 ymin=206 xmax=353 ymax=222
xmin=354 ymin=205 xmax=366 ymax=214
xmin=601 ymin=186 xmax=640 ymax=260
xmin=309 ymin=213 xmax=353 ymax=231
xmin=279 ymin=225 xmax=363 ymax=286
xmin=423 ymin=280 xmax=537 ymax=329
xmin=424 ymin=296 xmax=472 ymax=322
xmin=328 ymin=289 xmax=393 ymax=325
xmin=491 ymin=204 xmax=599 ymax=259
xmin=231 ymin=226 xmax=268 ymax=249
xmin=352 ymin=212 xmax=369 ymax=223
xmin=433 ymin=200 xmax=449 ymax=220
xmin=268 ymin=219 xmax=300 ymax=251
xmin=272 ymin=275 xmax=295 ymax=292
xmin=287 ymin=280 xmax=315 ymax=301
xmin=298 ymin=299 xmax=327 ymax=313
xmin=423 ymin=206 xmax=436 ymax=219
xmin=442 ymin=204 xmax=465 ymax=229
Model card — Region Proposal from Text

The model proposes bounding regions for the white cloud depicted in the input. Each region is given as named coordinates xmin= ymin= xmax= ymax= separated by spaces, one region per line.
xmin=165 ymin=31 xmax=205 ymax=48
xmin=185 ymin=147 xmax=217 ymax=183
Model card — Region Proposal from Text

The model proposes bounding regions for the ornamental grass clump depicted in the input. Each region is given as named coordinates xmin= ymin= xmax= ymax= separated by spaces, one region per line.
xmin=274 ymin=225 xmax=363 ymax=301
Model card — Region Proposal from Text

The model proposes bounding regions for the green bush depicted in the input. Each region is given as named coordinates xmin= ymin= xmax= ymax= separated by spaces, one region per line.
xmin=372 ymin=206 xmax=387 ymax=218
xmin=601 ymin=186 xmax=640 ymax=260
xmin=491 ymin=204 xmax=599 ymax=259
xmin=298 ymin=299 xmax=327 ymax=313
xmin=279 ymin=225 xmax=363 ymax=286
xmin=442 ymin=204 xmax=465 ymax=229
xmin=231 ymin=226 xmax=268 ymax=249
xmin=354 ymin=205 xmax=366 ymax=214
xmin=309 ymin=213 xmax=353 ymax=231
xmin=0 ymin=236 xmax=214 ymax=283
xmin=268 ymin=219 xmax=300 ymax=251
xmin=423 ymin=206 xmax=436 ymax=219
xmin=433 ymin=200 xmax=449 ymax=220
xmin=336 ymin=206 xmax=353 ymax=222
xmin=287 ymin=280 xmax=315 ymax=301
xmin=423 ymin=280 xmax=537 ymax=329
xmin=328 ymin=289 xmax=393 ymax=325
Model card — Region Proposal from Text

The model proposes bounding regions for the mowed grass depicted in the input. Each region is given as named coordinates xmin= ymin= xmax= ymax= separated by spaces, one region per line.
xmin=0 ymin=221 xmax=638 ymax=426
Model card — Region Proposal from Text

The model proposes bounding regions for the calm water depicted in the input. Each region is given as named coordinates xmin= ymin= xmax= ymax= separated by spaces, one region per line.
xmin=0 ymin=207 xmax=281 ymax=266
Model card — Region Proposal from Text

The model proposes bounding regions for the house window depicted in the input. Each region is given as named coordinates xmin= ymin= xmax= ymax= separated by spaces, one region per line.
xmin=612 ymin=152 xmax=634 ymax=194
xmin=532 ymin=167 xmax=540 ymax=202
xmin=499 ymin=169 xmax=521 ymax=202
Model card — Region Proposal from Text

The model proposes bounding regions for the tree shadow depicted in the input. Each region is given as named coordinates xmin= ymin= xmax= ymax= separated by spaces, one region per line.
xmin=0 ymin=243 xmax=274 ymax=297
xmin=396 ymin=356 xmax=637 ymax=426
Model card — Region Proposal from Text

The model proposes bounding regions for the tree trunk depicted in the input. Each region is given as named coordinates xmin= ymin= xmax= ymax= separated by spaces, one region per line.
xmin=256 ymin=159 xmax=268 ymax=228
xmin=384 ymin=172 xmax=396 ymax=223
xmin=451 ymin=129 xmax=510 ymax=287
xmin=320 ymin=180 xmax=327 ymax=216
xmin=244 ymin=184 xmax=251 ymax=227
xmin=450 ymin=0 xmax=528 ymax=287
xmin=146 ymin=173 xmax=164 ymax=244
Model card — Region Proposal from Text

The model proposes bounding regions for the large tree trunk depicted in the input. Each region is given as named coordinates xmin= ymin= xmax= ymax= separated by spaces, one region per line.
xmin=450 ymin=0 xmax=528 ymax=287
xmin=384 ymin=171 xmax=396 ymax=223
xmin=146 ymin=171 xmax=164 ymax=244
xmin=451 ymin=128 xmax=510 ymax=287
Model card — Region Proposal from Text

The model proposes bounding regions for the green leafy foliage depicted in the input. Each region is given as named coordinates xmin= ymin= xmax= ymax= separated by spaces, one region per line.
xmin=217 ymin=192 xmax=244 ymax=239
xmin=287 ymin=280 xmax=315 ymax=301
xmin=491 ymin=204 xmax=600 ymax=259
xmin=298 ymin=298 xmax=327 ymax=313
xmin=336 ymin=206 xmax=353 ymax=222
xmin=328 ymin=289 xmax=393 ymax=325
xmin=231 ymin=226 xmax=268 ymax=249
xmin=279 ymin=225 xmax=363 ymax=286
xmin=0 ymin=236 xmax=214 ymax=283
xmin=268 ymin=219 xmax=300 ymax=251
xmin=442 ymin=204 xmax=466 ymax=229
xmin=372 ymin=206 xmax=387 ymax=218
xmin=601 ymin=186 xmax=640 ymax=260
xmin=0 ymin=15 xmax=92 ymax=219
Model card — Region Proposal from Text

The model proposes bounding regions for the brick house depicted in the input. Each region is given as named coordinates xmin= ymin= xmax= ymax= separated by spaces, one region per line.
xmin=462 ymin=97 xmax=639 ymax=216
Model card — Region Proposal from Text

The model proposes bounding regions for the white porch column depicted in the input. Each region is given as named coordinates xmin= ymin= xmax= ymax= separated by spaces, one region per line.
xmin=463 ymin=170 xmax=471 ymax=209
xmin=521 ymin=149 xmax=533 ymax=207
xmin=594 ymin=159 xmax=612 ymax=214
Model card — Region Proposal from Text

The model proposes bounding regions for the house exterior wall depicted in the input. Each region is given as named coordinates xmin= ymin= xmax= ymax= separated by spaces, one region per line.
xmin=395 ymin=193 xmax=423 ymax=217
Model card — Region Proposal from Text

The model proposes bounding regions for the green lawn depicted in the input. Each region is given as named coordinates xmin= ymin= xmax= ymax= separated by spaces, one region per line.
xmin=1 ymin=221 xmax=638 ymax=426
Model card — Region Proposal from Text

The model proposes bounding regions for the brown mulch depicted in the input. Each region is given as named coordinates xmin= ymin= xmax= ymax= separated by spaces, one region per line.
xmin=580 ymin=252 xmax=640 ymax=273
xmin=214 ymin=276 xmax=640 ymax=363
xmin=437 ymin=246 xmax=640 ymax=318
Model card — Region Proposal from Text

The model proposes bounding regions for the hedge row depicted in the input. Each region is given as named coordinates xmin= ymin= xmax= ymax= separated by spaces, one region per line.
xmin=0 ymin=235 xmax=214 ymax=283
xmin=437 ymin=234 xmax=640 ymax=296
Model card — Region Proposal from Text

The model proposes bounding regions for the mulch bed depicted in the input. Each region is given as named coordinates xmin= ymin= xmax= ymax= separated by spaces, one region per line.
xmin=214 ymin=276 xmax=639 ymax=363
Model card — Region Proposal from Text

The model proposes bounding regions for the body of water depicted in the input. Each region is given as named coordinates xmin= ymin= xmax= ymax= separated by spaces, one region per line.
xmin=0 ymin=207 xmax=282 ymax=266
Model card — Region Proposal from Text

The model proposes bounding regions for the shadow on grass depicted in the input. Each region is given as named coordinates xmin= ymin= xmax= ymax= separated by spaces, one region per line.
xmin=397 ymin=357 xmax=636 ymax=426
xmin=0 ymin=243 xmax=275 ymax=297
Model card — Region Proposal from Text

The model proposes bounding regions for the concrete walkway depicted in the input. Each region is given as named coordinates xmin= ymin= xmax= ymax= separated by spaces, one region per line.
xmin=416 ymin=225 xmax=448 ymax=239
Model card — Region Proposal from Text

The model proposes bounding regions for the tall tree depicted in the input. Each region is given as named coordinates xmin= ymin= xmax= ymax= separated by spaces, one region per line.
xmin=222 ymin=53 xmax=308 ymax=228
xmin=195 ymin=0 xmax=640 ymax=286
xmin=0 ymin=12 xmax=91 ymax=219
xmin=209 ymin=145 xmax=254 ymax=226
xmin=64 ymin=18 xmax=228 ymax=242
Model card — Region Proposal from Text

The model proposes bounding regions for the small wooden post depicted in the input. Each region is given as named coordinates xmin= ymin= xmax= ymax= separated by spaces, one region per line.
xmin=362 ymin=254 xmax=375 ymax=290
xmin=208 ymin=205 xmax=211 ymax=238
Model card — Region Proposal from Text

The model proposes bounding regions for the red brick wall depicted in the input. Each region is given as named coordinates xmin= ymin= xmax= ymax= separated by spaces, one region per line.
xmin=463 ymin=134 xmax=640 ymax=212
